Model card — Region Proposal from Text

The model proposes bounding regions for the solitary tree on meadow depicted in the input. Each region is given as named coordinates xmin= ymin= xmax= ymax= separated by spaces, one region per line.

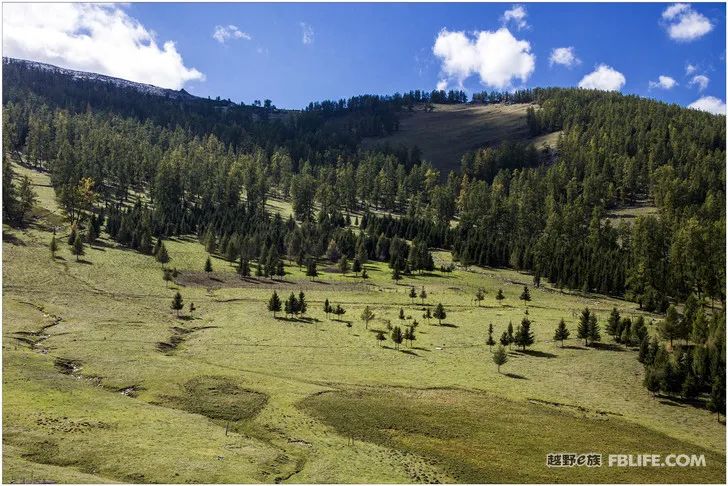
xmin=419 ymin=287 xmax=427 ymax=304
xmin=520 ymin=286 xmax=531 ymax=306
xmin=306 ymin=258 xmax=318 ymax=281
xmin=268 ymin=291 xmax=282 ymax=318
xmin=338 ymin=256 xmax=350 ymax=275
xmin=433 ymin=303 xmax=447 ymax=325
xmin=361 ymin=306 xmax=375 ymax=329
xmin=298 ymin=291 xmax=307 ymax=317
xmin=163 ymin=268 xmax=173 ymax=288
xmin=323 ymin=299 xmax=332 ymax=319
xmin=71 ymin=233 xmax=85 ymax=262
xmin=398 ymin=308 xmax=405 ymax=321
xmin=475 ymin=288 xmax=485 ymax=306
xmin=493 ymin=345 xmax=508 ymax=373
xmin=496 ymin=289 xmax=505 ymax=303
xmin=408 ymin=286 xmax=417 ymax=303
xmin=553 ymin=319 xmax=570 ymax=347
xmin=376 ymin=330 xmax=386 ymax=347
xmin=352 ymin=257 xmax=362 ymax=276
xmin=204 ymin=256 xmax=213 ymax=273
xmin=171 ymin=292 xmax=184 ymax=317
xmin=156 ymin=242 xmax=170 ymax=266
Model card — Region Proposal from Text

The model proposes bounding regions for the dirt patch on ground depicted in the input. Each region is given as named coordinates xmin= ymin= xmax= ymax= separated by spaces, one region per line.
xmin=176 ymin=271 xmax=374 ymax=292
xmin=156 ymin=376 xmax=268 ymax=422
xmin=155 ymin=325 xmax=218 ymax=355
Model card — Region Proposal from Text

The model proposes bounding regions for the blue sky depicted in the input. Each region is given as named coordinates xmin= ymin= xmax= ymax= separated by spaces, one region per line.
xmin=3 ymin=3 xmax=726 ymax=112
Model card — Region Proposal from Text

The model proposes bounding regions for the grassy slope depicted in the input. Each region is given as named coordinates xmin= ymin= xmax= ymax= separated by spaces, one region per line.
xmin=3 ymin=165 xmax=724 ymax=483
xmin=360 ymin=103 xmax=555 ymax=173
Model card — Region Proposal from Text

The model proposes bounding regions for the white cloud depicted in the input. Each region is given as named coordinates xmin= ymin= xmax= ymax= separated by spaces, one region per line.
xmin=432 ymin=27 xmax=535 ymax=89
xmin=2 ymin=3 xmax=203 ymax=89
xmin=212 ymin=25 xmax=251 ymax=44
xmin=688 ymin=96 xmax=726 ymax=115
xmin=661 ymin=3 xmax=713 ymax=41
xmin=649 ymin=75 xmax=677 ymax=90
xmin=549 ymin=47 xmax=580 ymax=68
xmin=685 ymin=63 xmax=697 ymax=75
xmin=300 ymin=22 xmax=314 ymax=45
xmin=436 ymin=80 xmax=448 ymax=91
xmin=689 ymin=74 xmax=710 ymax=91
xmin=578 ymin=64 xmax=626 ymax=91
xmin=502 ymin=5 xmax=529 ymax=30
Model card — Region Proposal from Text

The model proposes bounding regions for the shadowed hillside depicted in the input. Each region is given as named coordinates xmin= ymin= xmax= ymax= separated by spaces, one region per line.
xmin=362 ymin=103 xmax=559 ymax=172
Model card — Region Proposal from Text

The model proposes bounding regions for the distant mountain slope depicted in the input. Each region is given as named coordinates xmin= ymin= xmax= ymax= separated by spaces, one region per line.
xmin=2 ymin=57 xmax=199 ymax=100
xmin=361 ymin=103 xmax=558 ymax=172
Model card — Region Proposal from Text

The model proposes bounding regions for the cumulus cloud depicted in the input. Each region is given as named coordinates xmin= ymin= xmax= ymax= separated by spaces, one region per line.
xmin=549 ymin=47 xmax=580 ymax=68
xmin=2 ymin=3 xmax=203 ymax=89
xmin=661 ymin=3 xmax=713 ymax=41
xmin=688 ymin=96 xmax=726 ymax=115
xmin=689 ymin=74 xmax=710 ymax=91
xmin=432 ymin=27 xmax=535 ymax=89
xmin=300 ymin=22 xmax=314 ymax=45
xmin=212 ymin=25 xmax=251 ymax=44
xmin=502 ymin=5 xmax=529 ymax=30
xmin=578 ymin=64 xmax=626 ymax=91
xmin=649 ymin=75 xmax=677 ymax=90
xmin=685 ymin=63 xmax=697 ymax=75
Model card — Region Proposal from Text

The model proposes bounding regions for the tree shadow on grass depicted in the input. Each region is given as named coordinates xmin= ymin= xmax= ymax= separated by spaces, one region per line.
xmin=562 ymin=344 xmax=588 ymax=350
xmin=400 ymin=349 xmax=420 ymax=357
xmin=657 ymin=395 xmax=708 ymax=410
xmin=75 ymin=258 xmax=93 ymax=265
xmin=439 ymin=323 xmax=459 ymax=328
xmin=412 ymin=346 xmax=431 ymax=352
xmin=504 ymin=372 xmax=528 ymax=380
xmin=517 ymin=349 xmax=558 ymax=359
xmin=590 ymin=342 xmax=626 ymax=352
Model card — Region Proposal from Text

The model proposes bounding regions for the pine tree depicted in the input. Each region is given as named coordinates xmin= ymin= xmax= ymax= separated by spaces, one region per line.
xmin=171 ymin=291 xmax=184 ymax=317
xmin=514 ymin=318 xmax=535 ymax=351
xmin=391 ymin=326 xmax=404 ymax=350
xmin=156 ymin=242 xmax=170 ymax=266
xmin=486 ymin=323 xmax=496 ymax=351
xmin=361 ymin=306 xmax=375 ymax=329
xmin=553 ymin=319 xmax=570 ymax=347
xmin=323 ymin=298 xmax=332 ymax=319
xmin=658 ymin=305 xmax=681 ymax=347
xmin=268 ymin=291 xmax=282 ymax=317
xmin=496 ymin=288 xmax=505 ymax=303
xmin=433 ymin=303 xmax=446 ymax=325
xmin=399 ymin=308 xmax=405 ymax=320
xmin=163 ymin=268 xmax=173 ymax=288
xmin=577 ymin=308 xmax=592 ymax=346
xmin=493 ymin=345 xmax=508 ymax=373
xmin=361 ymin=268 xmax=369 ymax=279
xmin=588 ymin=313 xmax=601 ymax=345
xmin=419 ymin=287 xmax=427 ymax=304
xmin=507 ymin=322 xmax=514 ymax=348
xmin=499 ymin=331 xmax=510 ymax=347
xmin=519 ymin=286 xmax=531 ymax=305
xmin=606 ymin=307 xmax=621 ymax=338
xmin=376 ymin=330 xmax=386 ymax=347
xmin=306 ymin=258 xmax=318 ymax=281
xmin=638 ymin=335 xmax=650 ymax=363
xmin=391 ymin=266 xmax=401 ymax=281
xmin=49 ymin=235 xmax=58 ymax=258
xmin=298 ymin=291 xmax=307 ymax=316
xmin=475 ymin=288 xmax=485 ymax=306
xmin=238 ymin=258 xmax=251 ymax=277
xmin=409 ymin=286 xmax=417 ymax=303
xmin=352 ymin=257 xmax=362 ymax=276
xmin=338 ymin=256 xmax=349 ymax=275
xmin=71 ymin=233 xmax=85 ymax=261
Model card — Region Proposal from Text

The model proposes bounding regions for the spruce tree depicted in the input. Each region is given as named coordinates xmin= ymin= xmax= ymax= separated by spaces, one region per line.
xmin=352 ymin=257 xmax=362 ymax=276
xmin=298 ymin=291 xmax=307 ymax=316
xmin=323 ymin=298 xmax=332 ymax=319
xmin=486 ymin=323 xmax=496 ymax=351
xmin=514 ymin=318 xmax=535 ymax=351
xmin=268 ymin=291 xmax=282 ymax=317
xmin=419 ymin=287 xmax=427 ymax=304
xmin=606 ymin=307 xmax=621 ymax=338
xmin=409 ymin=286 xmax=417 ymax=303
xmin=204 ymin=256 xmax=213 ymax=273
xmin=338 ymin=256 xmax=349 ymax=275
xmin=71 ymin=233 xmax=85 ymax=262
xmin=361 ymin=306 xmax=375 ymax=329
xmin=376 ymin=330 xmax=386 ymax=347
xmin=577 ymin=308 xmax=592 ymax=346
xmin=433 ymin=303 xmax=446 ymax=325
xmin=499 ymin=331 xmax=510 ymax=347
xmin=519 ymin=286 xmax=531 ymax=305
xmin=553 ymin=319 xmax=570 ymax=347
xmin=493 ymin=345 xmax=508 ymax=373
xmin=156 ymin=242 xmax=170 ymax=266
xmin=475 ymin=288 xmax=485 ymax=306
xmin=171 ymin=292 xmax=184 ymax=317
xmin=306 ymin=258 xmax=318 ymax=281
xmin=496 ymin=288 xmax=505 ymax=303
xmin=391 ymin=326 xmax=404 ymax=350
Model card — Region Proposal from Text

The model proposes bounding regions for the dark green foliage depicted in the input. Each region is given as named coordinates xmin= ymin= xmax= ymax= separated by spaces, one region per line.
xmin=170 ymin=292 xmax=184 ymax=316
xmin=513 ymin=318 xmax=534 ymax=351
xmin=204 ymin=256 xmax=213 ymax=273
xmin=268 ymin=291 xmax=282 ymax=317
xmin=553 ymin=319 xmax=570 ymax=347
xmin=492 ymin=345 xmax=508 ymax=372
xmin=433 ymin=303 xmax=446 ymax=325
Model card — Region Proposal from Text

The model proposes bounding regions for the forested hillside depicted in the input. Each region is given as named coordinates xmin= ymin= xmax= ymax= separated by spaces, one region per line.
xmin=3 ymin=61 xmax=725 ymax=313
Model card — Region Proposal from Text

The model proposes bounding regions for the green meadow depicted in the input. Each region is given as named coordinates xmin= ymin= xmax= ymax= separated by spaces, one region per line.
xmin=3 ymin=165 xmax=725 ymax=483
